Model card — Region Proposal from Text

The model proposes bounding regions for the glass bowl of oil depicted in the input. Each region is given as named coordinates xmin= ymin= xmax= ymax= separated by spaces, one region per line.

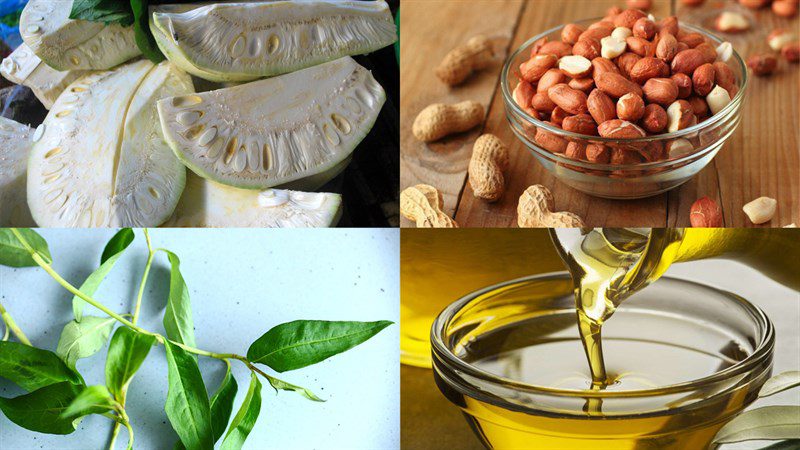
xmin=431 ymin=273 xmax=774 ymax=450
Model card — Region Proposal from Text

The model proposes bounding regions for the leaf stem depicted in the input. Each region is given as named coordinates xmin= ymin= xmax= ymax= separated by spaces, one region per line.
xmin=0 ymin=301 xmax=31 ymax=346
xmin=132 ymin=251 xmax=154 ymax=326
xmin=108 ymin=421 xmax=121 ymax=450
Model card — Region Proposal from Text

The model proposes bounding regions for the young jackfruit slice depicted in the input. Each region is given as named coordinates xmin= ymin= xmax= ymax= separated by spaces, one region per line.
xmin=27 ymin=60 xmax=194 ymax=227
xmin=164 ymin=173 xmax=342 ymax=227
xmin=19 ymin=0 xmax=141 ymax=71
xmin=1 ymin=44 xmax=87 ymax=109
xmin=158 ymin=56 xmax=385 ymax=190
xmin=0 ymin=117 xmax=36 ymax=226
xmin=150 ymin=0 xmax=397 ymax=82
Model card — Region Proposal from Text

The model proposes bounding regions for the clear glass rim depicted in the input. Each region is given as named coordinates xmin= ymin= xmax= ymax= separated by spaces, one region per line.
xmin=500 ymin=19 xmax=749 ymax=168
xmin=431 ymin=272 xmax=774 ymax=400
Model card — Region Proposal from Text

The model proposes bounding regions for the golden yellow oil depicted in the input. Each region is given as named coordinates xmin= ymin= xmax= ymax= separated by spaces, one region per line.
xmin=400 ymin=229 xmax=564 ymax=367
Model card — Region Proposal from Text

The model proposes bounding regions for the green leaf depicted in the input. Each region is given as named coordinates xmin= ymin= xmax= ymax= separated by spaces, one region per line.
xmin=247 ymin=320 xmax=393 ymax=372
xmin=131 ymin=0 xmax=166 ymax=63
xmin=220 ymin=372 xmax=262 ymax=450
xmin=209 ymin=361 xmax=238 ymax=443
xmin=73 ymin=228 xmax=135 ymax=321
xmin=713 ymin=406 xmax=800 ymax=444
xmin=70 ymin=0 xmax=134 ymax=26
xmin=0 ymin=341 xmax=83 ymax=392
xmin=56 ymin=316 xmax=116 ymax=369
xmin=162 ymin=251 xmax=196 ymax=349
xmin=0 ymin=228 xmax=51 ymax=267
xmin=263 ymin=373 xmax=323 ymax=402
xmin=61 ymin=385 xmax=116 ymax=419
xmin=164 ymin=340 xmax=214 ymax=450
xmin=0 ymin=382 xmax=84 ymax=434
xmin=105 ymin=327 xmax=156 ymax=401
xmin=760 ymin=371 xmax=800 ymax=397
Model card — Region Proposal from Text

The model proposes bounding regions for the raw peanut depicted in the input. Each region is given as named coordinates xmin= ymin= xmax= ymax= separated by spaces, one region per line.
xmin=611 ymin=27 xmax=633 ymax=41
xmin=601 ymin=36 xmax=627 ymax=59
xmin=569 ymin=77 xmax=595 ymax=92
xmin=524 ymin=106 xmax=542 ymax=120
xmin=548 ymin=84 xmax=589 ymax=114
xmin=768 ymin=29 xmax=797 ymax=51
xmin=657 ymin=34 xmax=679 ymax=62
xmin=706 ymin=85 xmax=731 ymax=114
xmin=596 ymin=71 xmax=643 ymax=98
xmin=587 ymin=89 xmax=617 ymax=124
xmin=520 ymin=54 xmax=559 ymax=82
xmin=573 ymin=37 xmax=602 ymax=60
xmin=692 ymin=63 xmax=716 ymax=96
xmin=559 ymin=55 xmax=593 ymax=78
xmin=435 ymin=35 xmax=495 ymax=86
xmin=412 ymin=101 xmax=485 ymax=142
xmin=605 ymin=6 xmax=623 ymax=21
xmin=676 ymin=42 xmax=690 ymax=53
xmin=681 ymin=0 xmax=706 ymax=6
xmin=587 ymin=143 xmax=611 ymax=163
xmin=614 ymin=9 xmax=647 ymax=28
xmin=716 ymin=42 xmax=734 ymax=62
xmin=715 ymin=12 xmax=750 ymax=33
xmin=468 ymin=134 xmax=510 ymax=202
xmin=513 ymin=81 xmax=535 ymax=109
xmin=538 ymin=41 xmax=574 ymax=58
xmin=666 ymin=100 xmax=696 ymax=132
xmin=561 ymin=24 xmax=585 ymax=45
xmin=713 ymin=62 xmax=736 ymax=92
xmin=565 ymin=141 xmax=587 ymax=160
xmin=739 ymin=0 xmax=769 ymax=8
xmin=617 ymin=93 xmax=645 ymax=121
xmin=532 ymin=92 xmax=557 ymax=112
xmin=400 ymin=184 xmax=458 ymax=228
xmin=658 ymin=16 xmax=679 ymax=36
xmin=530 ymin=36 xmax=549 ymax=56
xmin=517 ymin=185 xmax=585 ymax=227
xmin=579 ymin=23 xmax=614 ymax=42
xmin=538 ymin=69 xmax=568 ymax=93
xmin=550 ymin=107 xmax=569 ymax=126
xmin=671 ymin=49 xmax=705 ymax=74
xmin=671 ymin=72 xmax=693 ymax=98
xmin=626 ymin=36 xmax=655 ymax=57
xmin=773 ymin=0 xmax=799 ymax=17
xmin=630 ymin=57 xmax=668 ymax=84
xmin=627 ymin=0 xmax=653 ymax=10
xmin=535 ymin=126 xmax=568 ymax=152
xmin=690 ymin=197 xmax=723 ymax=227
xmin=667 ymin=138 xmax=694 ymax=158
xmin=688 ymin=96 xmax=710 ymax=118
xmin=562 ymin=113 xmax=598 ymax=135
xmin=591 ymin=57 xmax=621 ymax=76
xmin=617 ymin=52 xmax=642 ymax=78
xmin=782 ymin=43 xmax=800 ymax=62
xmin=644 ymin=78 xmax=679 ymax=106
xmin=695 ymin=43 xmax=718 ymax=64
xmin=633 ymin=18 xmax=656 ymax=39
xmin=611 ymin=148 xmax=642 ymax=164
xmin=746 ymin=54 xmax=778 ymax=76
xmin=638 ymin=141 xmax=667 ymax=161
xmin=678 ymin=33 xmax=706 ymax=48
xmin=742 ymin=197 xmax=777 ymax=224
xmin=642 ymin=103 xmax=668 ymax=133
xmin=598 ymin=119 xmax=647 ymax=138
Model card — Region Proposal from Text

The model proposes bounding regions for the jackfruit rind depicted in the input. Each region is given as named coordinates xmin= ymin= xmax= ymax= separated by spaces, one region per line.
xmin=0 ymin=117 xmax=36 ymax=226
xmin=150 ymin=0 xmax=397 ymax=82
xmin=164 ymin=173 xmax=342 ymax=228
xmin=1 ymin=44 xmax=87 ymax=110
xmin=20 ymin=0 xmax=141 ymax=71
xmin=158 ymin=56 xmax=385 ymax=190
xmin=27 ymin=60 xmax=194 ymax=227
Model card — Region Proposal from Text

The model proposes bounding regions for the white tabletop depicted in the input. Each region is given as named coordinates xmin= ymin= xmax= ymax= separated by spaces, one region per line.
xmin=0 ymin=228 xmax=400 ymax=450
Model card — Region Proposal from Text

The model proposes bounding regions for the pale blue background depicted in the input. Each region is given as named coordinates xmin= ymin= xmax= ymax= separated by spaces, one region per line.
xmin=0 ymin=228 xmax=400 ymax=450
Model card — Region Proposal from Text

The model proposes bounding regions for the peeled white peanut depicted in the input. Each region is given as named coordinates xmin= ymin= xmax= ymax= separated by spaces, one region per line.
xmin=601 ymin=36 xmax=627 ymax=59
xmin=611 ymin=27 xmax=633 ymax=41
xmin=743 ymin=197 xmax=777 ymax=224
xmin=716 ymin=42 xmax=733 ymax=62
xmin=667 ymin=138 xmax=693 ymax=158
xmin=706 ymin=85 xmax=732 ymax=115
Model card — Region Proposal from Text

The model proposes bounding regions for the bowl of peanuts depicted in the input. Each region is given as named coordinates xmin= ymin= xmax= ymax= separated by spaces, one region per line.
xmin=503 ymin=9 xmax=748 ymax=199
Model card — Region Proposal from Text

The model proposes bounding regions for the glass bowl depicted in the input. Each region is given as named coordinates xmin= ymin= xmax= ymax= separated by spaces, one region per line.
xmin=431 ymin=273 xmax=774 ymax=449
xmin=502 ymin=19 xmax=748 ymax=199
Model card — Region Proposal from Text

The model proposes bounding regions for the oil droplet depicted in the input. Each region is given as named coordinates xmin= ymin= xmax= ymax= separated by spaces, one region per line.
xmin=267 ymin=35 xmax=280 ymax=54
xmin=45 ymin=147 xmax=62 ymax=159
xmin=55 ymin=110 xmax=73 ymax=118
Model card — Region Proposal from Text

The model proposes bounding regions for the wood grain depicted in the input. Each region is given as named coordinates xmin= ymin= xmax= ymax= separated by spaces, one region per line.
xmin=400 ymin=0 xmax=799 ymax=228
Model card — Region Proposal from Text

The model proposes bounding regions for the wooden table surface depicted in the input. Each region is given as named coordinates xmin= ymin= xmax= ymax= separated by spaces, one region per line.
xmin=400 ymin=0 xmax=799 ymax=228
